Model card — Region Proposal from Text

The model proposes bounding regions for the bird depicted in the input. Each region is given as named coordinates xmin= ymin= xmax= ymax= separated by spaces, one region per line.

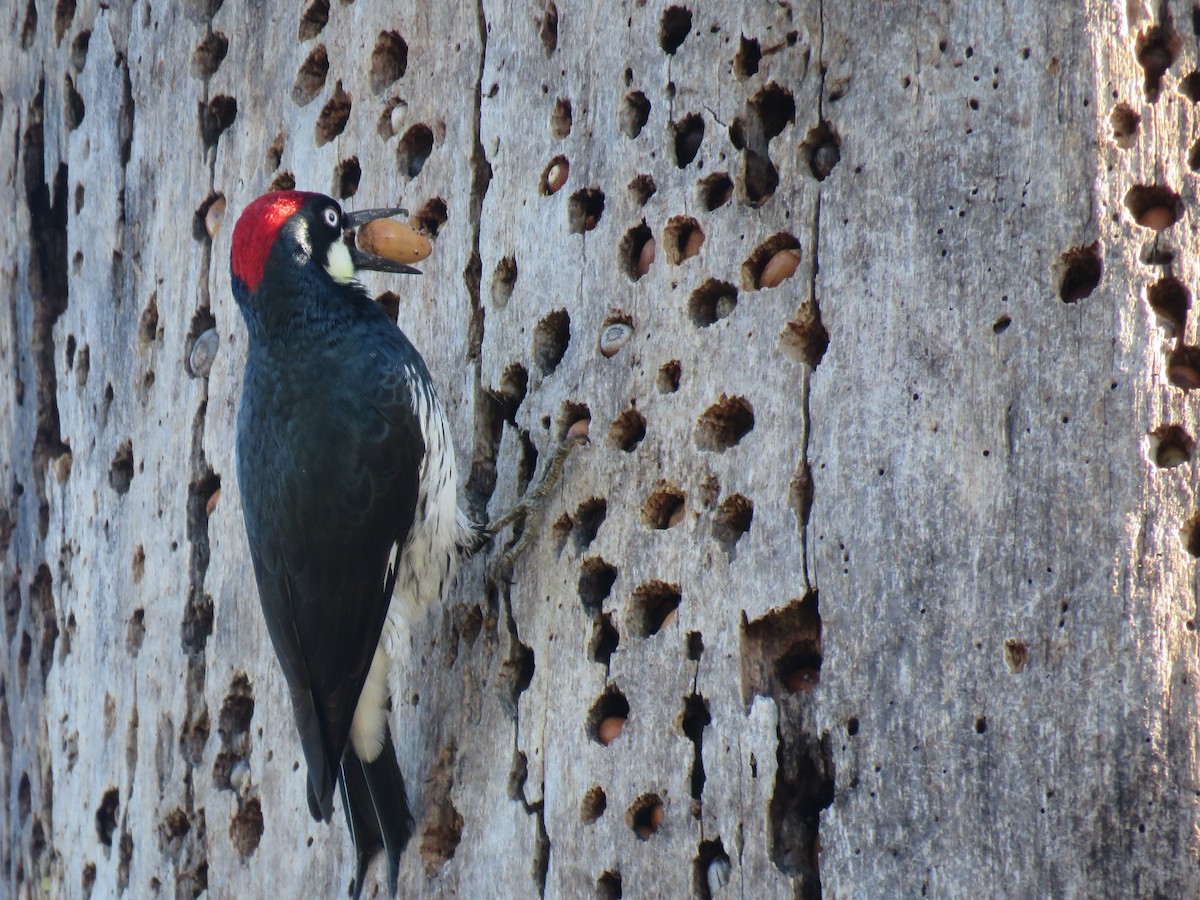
xmin=229 ymin=190 xmax=581 ymax=897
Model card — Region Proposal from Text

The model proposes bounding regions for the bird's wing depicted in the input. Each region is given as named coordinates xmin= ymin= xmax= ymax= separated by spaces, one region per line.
xmin=238 ymin=346 xmax=425 ymax=819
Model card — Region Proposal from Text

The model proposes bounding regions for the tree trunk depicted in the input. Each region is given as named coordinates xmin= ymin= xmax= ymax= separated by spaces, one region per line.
xmin=2 ymin=0 xmax=1196 ymax=897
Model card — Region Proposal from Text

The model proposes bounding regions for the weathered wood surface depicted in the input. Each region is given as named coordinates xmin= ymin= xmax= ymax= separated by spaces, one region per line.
xmin=2 ymin=0 xmax=1198 ymax=897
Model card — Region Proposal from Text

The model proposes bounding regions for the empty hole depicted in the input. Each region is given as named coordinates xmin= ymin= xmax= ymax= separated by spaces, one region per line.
xmin=567 ymin=189 xmax=605 ymax=233
xmin=587 ymin=686 xmax=630 ymax=744
xmin=1146 ymin=275 xmax=1190 ymax=335
xmin=780 ymin=301 xmax=829 ymax=367
xmin=292 ymin=45 xmax=329 ymax=106
xmin=573 ymin=497 xmax=607 ymax=551
xmin=743 ymin=233 xmax=802 ymax=290
xmin=618 ymin=221 xmax=654 ymax=281
xmin=1183 ymin=512 xmax=1200 ymax=557
xmin=1149 ymin=424 xmax=1194 ymax=468
xmin=1056 ymin=242 xmax=1102 ymax=303
xmin=695 ymin=396 xmax=754 ymax=452
xmin=269 ymin=171 xmax=297 ymax=192
xmin=64 ymin=75 xmax=85 ymax=130
xmin=579 ymin=558 xmax=618 ymax=611
xmin=619 ymin=91 xmax=651 ymax=139
xmin=698 ymin=172 xmax=733 ymax=210
xmin=200 ymin=95 xmax=238 ymax=148
xmin=298 ymin=0 xmax=329 ymax=40
xmin=70 ymin=29 xmax=90 ymax=71
xmin=627 ymin=793 xmax=664 ymax=840
xmin=540 ymin=156 xmax=569 ymax=195
xmin=597 ymin=872 xmax=623 ymax=900
xmin=1135 ymin=24 xmax=1180 ymax=102
xmin=1168 ymin=345 xmax=1200 ymax=390
xmin=54 ymin=0 xmax=75 ymax=42
xmin=628 ymin=174 xmax=656 ymax=206
xmin=659 ymin=6 xmax=692 ymax=54
xmin=657 ymin=360 xmax=681 ymax=393
xmin=1110 ymin=103 xmax=1141 ymax=148
xmin=681 ymin=695 xmax=711 ymax=800
xmin=801 ymin=121 xmax=841 ymax=181
xmin=1183 ymin=71 xmax=1200 ymax=101
xmin=581 ymin=786 xmax=607 ymax=824
xmin=413 ymin=197 xmax=448 ymax=237
xmin=734 ymin=36 xmax=761 ymax=79
xmin=191 ymin=31 xmax=228 ymax=79
xmin=713 ymin=494 xmax=753 ymax=553
xmin=551 ymin=97 xmax=573 ymax=138
xmin=532 ymin=309 xmax=570 ymax=374
xmin=740 ymin=149 xmax=779 ymax=206
xmin=552 ymin=514 xmax=573 ymax=553
xmin=641 ymin=484 xmax=686 ymax=530
xmin=992 ymin=314 xmax=1012 ymax=333
xmin=496 ymin=363 xmax=528 ymax=423
xmin=1125 ymin=184 xmax=1183 ymax=231
xmin=96 ymin=788 xmax=119 ymax=846
xmin=749 ymin=83 xmax=795 ymax=141
xmin=689 ymin=279 xmax=738 ymax=326
xmin=491 ymin=256 xmax=518 ymax=309
xmin=540 ymin=1 xmax=558 ymax=54
xmin=110 ymin=441 xmax=134 ymax=495
xmin=673 ymin=114 xmax=705 ymax=167
xmin=266 ymin=134 xmax=284 ymax=170
xmin=334 ymin=157 xmax=360 ymax=199
xmin=589 ymin=613 xmax=619 ymax=665
xmin=397 ymin=124 xmax=434 ymax=178
xmin=1190 ymin=140 xmax=1200 ymax=173
xmin=609 ymin=409 xmax=647 ymax=452
xmin=663 ymin=216 xmax=704 ymax=264
xmin=630 ymin=580 xmax=682 ymax=637
xmin=369 ymin=31 xmax=408 ymax=93
xmin=314 ymin=82 xmax=351 ymax=146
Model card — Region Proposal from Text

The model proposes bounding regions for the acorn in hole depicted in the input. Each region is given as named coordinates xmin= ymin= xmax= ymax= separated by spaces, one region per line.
xmin=1138 ymin=206 xmax=1177 ymax=232
xmin=637 ymin=237 xmax=656 ymax=276
xmin=567 ymin=418 xmax=591 ymax=441
xmin=357 ymin=218 xmax=433 ymax=264
xmin=545 ymin=159 xmax=569 ymax=194
xmin=599 ymin=322 xmax=633 ymax=357
xmin=205 ymin=197 xmax=226 ymax=238
xmin=1167 ymin=345 xmax=1200 ymax=389
xmin=758 ymin=249 xmax=800 ymax=288
xmin=597 ymin=716 xmax=625 ymax=745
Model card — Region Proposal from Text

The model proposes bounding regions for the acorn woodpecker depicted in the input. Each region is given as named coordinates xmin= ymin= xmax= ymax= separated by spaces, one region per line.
xmin=229 ymin=191 xmax=579 ymax=897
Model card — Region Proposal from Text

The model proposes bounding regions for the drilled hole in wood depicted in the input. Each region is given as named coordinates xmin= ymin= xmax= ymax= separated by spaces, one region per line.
xmin=609 ymin=409 xmax=647 ymax=452
xmin=596 ymin=871 xmax=623 ymax=900
xmin=200 ymin=95 xmax=237 ymax=148
xmin=109 ymin=441 xmax=134 ymax=495
xmin=532 ymin=309 xmax=570 ymax=374
xmin=269 ymin=171 xmax=296 ymax=192
xmin=587 ymin=686 xmax=629 ymax=744
xmin=630 ymin=580 xmax=681 ymax=637
xmin=568 ymin=188 xmax=605 ymax=233
xmin=698 ymin=172 xmax=733 ymax=210
xmin=641 ymin=484 xmax=686 ymax=530
xmin=574 ymin=497 xmax=607 ymax=551
xmin=696 ymin=395 xmax=754 ymax=452
xmin=191 ymin=31 xmax=228 ymax=79
xmin=1125 ymin=184 xmax=1182 ymax=232
xmin=734 ymin=35 xmax=761 ymax=79
xmin=1183 ymin=512 xmax=1200 ymax=557
xmin=658 ymin=360 xmax=681 ymax=393
xmin=70 ymin=29 xmax=90 ymax=71
xmin=659 ymin=5 xmax=692 ymax=54
xmin=689 ymin=279 xmax=737 ymax=326
xmin=780 ymin=301 xmax=828 ymax=367
xmin=551 ymin=96 xmax=573 ymax=139
xmin=369 ymin=31 xmax=408 ymax=93
xmin=1185 ymin=72 xmax=1200 ymax=101
xmin=579 ymin=557 xmax=617 ymax=611
xmin=742 ymin=232 xmax=801 ymax=290
xmin=740 ymin=592 xmax=821 ymax=705
xmin=96 ymin=788 xmax=119 ymax=846
xmin=599 ymin=316 xmax=634 ymax=358
xmin=581 ymin=786 xmax=607 ymax=823
xmin=192 ymin=193 xmax=224 ymax=241
xmin=619 ymin=91 xmax=651 ymax=139
xmin=681 ymin=695 xmax=711 ymax=800
xmin=552 ymin=514 xmax=573 ymax=553
xmin=1055 ymin=242 xmax=1102 ymax=303
xmin=778 ymin=642 xmax=823 ymax=693
xmin=298 ymin=0 xmax=329 ymax=40
xmin=663 ymin=216 xmax=704 ymax=264
xmin=694 ymin=837 xmax=733 ymax=900
xmin=314 ymin=82 xmax=350 ymax=146
xmin=628 ymin=174 xmax=656 ymax=207
xmin=540 ymin=155 xmax=569 ymax=195
xmin=499 ymin=638 xmax=535 ymax=712
xmin=619 ymin=221 xmax=654 ymax=281
xmin=491 ymin=256 xmax=518 ymax=308
xmin=540 ymin=1 xmax=559 ymax=54
xmin=589 ymin=613 xmax=619 ymax=665
xmin=673 ymin=114 xmax=705 ymax=167
xmin=627 ymin=793 xmax=665 ymax=839
xmin=397 ymin=123 xmax=433 ymax=178
xmin=993 ymin=314 xmax=1012 ymax=333
xmin=750 ymin=82 xmax=795 ymax=140
xmin=1149 ymin=425 xmax=1194 ymax=468
xmin=741 ymin=148 xmax=779 ymax=206
xmin=1146 ymin=275 xmax=1190 ymax=335
xmin=558 ymin=400 xmax=591 ymax=440
xmin=1135 ymin=23 xmax=1180 ymax=102
xmin=230 ymin=796 xmax=263 ymax=857
xmin=266 ymin=134 xmax=284 ymax=171
xmin=54 ymin=0 xmax=75 ymax=42
xmin=1110 ymin=103 xmax=1140 ymax=148
xmin=801 ymin=121 xmax=841 ymax=181
xmin=413 ymin=197 xmax=447 ymax=237
xmin=713 ymin=494 xmax=752 ymax=554
xmin=292 ymin=45 xmax=328 ymax=106
xmin=333 ymin=157 xmax=360 ymax=199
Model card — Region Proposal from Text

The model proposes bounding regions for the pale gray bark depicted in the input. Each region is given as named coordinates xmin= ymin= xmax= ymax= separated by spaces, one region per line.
xmin=2 ymin=1 xmax=1197 ymax=898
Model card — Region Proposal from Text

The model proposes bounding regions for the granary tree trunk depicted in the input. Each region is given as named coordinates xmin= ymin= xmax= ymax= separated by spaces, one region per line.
xmin=2 ymin=0 xmax=1198 ymax=897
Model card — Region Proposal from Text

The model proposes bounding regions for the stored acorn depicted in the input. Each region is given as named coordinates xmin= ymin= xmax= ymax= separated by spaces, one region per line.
xmin=205 ymin=196 xmax=227 ymax=238
xmin=681 ymin=227 xmax=704 ymax=260
xmin=357 ymin=219 xmax=432 ymax=265
xmin=545 ymin=159 xmax=569 ymax=193
xmin=637 ymin=237 xmax=656 ymax=276
xmin=758 ymin=248 xmax=801 ymax=288
xmin=597 ymin=716 xmax=625 ymax=745
xmin=567 ymin=418 xmax=591 ymax=441
xmin=1137 ymin=206 xmax=1177 ymax=232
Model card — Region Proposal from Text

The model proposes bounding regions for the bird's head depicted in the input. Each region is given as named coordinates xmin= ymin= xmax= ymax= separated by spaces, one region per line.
xmin=230 ymin=190 xmax=419 ymax=304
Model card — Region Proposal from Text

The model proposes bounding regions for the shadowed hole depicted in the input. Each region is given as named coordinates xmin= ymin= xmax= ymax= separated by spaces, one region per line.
xmin=597 ymin=871 xmax=623 ymax=899
xmin=689 ymin=279 xmax=737 ymax=326
xmin=579 ymin=558 xmax=617 ymax=611
xmin=627 ymin=793 xmax=664 ymax=839
xmin=369 ymin=31 xmax=408 ymax=93
xmin=334 ymin=157 xmax=360 ymax=199
xmin=609 ymin=409 xmax=646 ymax=451
xmin=663 ymin=216 xmax=704 ymax=264
xmin=681 ymin=695 xmax=711 ymax=800
xmin=109 ymin=441 xmax=134 ymax=495
xmin=1135 ymin=23 xmax=1181 ymax=102
xmin=698 ymin=172 xmax=733 ymax=210
xmin=1056 ymin=242 xmax=1102 ymax=303
xmin=657 ymin=360 xmax=681 ymax=393
xmin=54 ymin=0 xmax=75 ymax=42
xmin=1110 ymin=102 xmax=1140 ymax=149
xmin=491 ymin=256 xmax=518 ymax=308
xmin=397 ymin=123 xmax=434 ymax=178
xmin=191 ymin=31 xmax=228 ymax=79
xmin=199 ymin=95 xmax=237 ymax=148
xmin=619 ymin=221 xmax=654 ymax=281
xmin=801 ymin=121 xmax=841 ymax=181
xmin=713 ymin=494 xmax=752 ymax=554
xmin=581 ymin=786 xmax=607 ymax=823
xmin=1146 ymin=275 xmax=1190 ymax=335
xmin=533 ymin=309 xmax=570 ymax=374
xmin=749 ymin=83 xmax=795 ymax=141
xmin=619 ymin=91 xmax=651 ymax=139
xmin=673 ymin=114 xmax=704 ymax=167
xmin=589 ymin=613 xmax=619 ymax=665
xmin=696 ymin=396 xmax=754 ymax=451
xmin=734 ymin=36 xmax=761 ymax=79
xmin=540 ymin=1 xmax=558 ymax=54
xmin=268 ymin=171 xmax=296 ymax=192
xmin=641 ymin=484 xmax=685 ymax=530
xmin=574 ymin=497 xmax=607 ymax=551
xmin=628 ymin=174 xmax=656 ymax=206
xmin=292 ymin=45 xmax=328 ymax=106
xmin=1182 ymin=511 xmax=1200 ymax=556
xmin=314 ymin=82 xmax=351 ymax=146
xmin=1125 ymin=184 xmax=1182 ymax=231
xmin=694 ymin=837 xmax=732 ymax=900
xmin=630 ymin=580 xmax=681 ymax=637
xmin=587 ymin=686 xmax=629 ymax=744
xmin=659 ymin=6 xmax=692 ymax=54
xmin=551 ymin=97 xmax=573 ymax=138
xmin=377 ymin=291 xmax=400 ymax=323
xmin=413 ymin=197 xmax=447 ymax=237
xmin=298 ymin=0 xmax=329 ymax=40
xmin=780 ymin=301 xmax=828 ymax=367
xmin=568 ymin=189 xmax=605 ymax=233
xmin=1168 ymin=345 xmax=1200 ymax=390
xmin=1149 ymin=424 xmax=1194 ymax=468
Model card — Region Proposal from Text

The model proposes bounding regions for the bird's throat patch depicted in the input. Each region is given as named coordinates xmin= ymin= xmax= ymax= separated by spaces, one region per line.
xmin=324 ymin=241 xmax=355 ymax=284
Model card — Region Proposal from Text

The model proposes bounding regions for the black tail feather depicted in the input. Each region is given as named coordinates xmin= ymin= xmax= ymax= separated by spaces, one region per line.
xmin=340 ymin=729 xmax=414 ymax=899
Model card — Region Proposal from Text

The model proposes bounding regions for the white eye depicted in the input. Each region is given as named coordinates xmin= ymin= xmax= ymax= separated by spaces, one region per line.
xmin=323 ymin=207 xmax=340 ymax=229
